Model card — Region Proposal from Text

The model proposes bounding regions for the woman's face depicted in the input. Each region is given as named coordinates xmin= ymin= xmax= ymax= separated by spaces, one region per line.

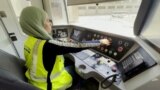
xmin=44 ymin=16 xmax=52 ymax=33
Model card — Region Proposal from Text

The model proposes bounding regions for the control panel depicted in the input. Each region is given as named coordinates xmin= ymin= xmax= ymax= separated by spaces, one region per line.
xmin=71 ymin=29 xmax=135 ymax=61
xmin=53 ymin=25 xmax=157 ymax=87
xmin=118 ymin=47 xmax=157 ymax=81
xmin=73 ymin=50 xmax=123 ymax=89
xmin=81 ymin=53 xmax=119 ymax=77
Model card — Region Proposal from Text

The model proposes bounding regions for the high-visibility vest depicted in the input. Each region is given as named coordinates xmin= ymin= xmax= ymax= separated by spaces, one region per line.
xmin=24 ymin=36 xmax=72 ymax=90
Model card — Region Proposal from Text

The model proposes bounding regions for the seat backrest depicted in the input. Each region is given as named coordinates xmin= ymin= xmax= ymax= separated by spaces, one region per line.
xmin=0 ymin=50 xmax=39 ymax=90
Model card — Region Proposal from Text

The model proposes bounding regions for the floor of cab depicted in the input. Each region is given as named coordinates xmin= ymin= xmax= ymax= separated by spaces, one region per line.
xmin=67 ymin=78 xmax=99 ymax=90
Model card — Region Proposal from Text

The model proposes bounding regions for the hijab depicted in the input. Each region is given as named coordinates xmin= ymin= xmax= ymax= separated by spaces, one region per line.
xmin=19 ymin=6 xmax=52 ymax=40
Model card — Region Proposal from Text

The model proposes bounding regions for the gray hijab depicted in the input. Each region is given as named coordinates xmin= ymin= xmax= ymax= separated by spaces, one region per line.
xmin=19 ymin=6 xmax=52 ymax=40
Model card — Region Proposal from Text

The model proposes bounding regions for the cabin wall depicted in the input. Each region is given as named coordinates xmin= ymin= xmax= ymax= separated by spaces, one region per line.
xmin=0 ymin=0 xmax=27 ymax=58
xmin=141 ymin=0 xmax=160 ymax=48
xmin=0 ymin=0 xmax=19 ymax=56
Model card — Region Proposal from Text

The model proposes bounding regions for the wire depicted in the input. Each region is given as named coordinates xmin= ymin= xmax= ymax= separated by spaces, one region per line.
xmin=101 ymin=74 xmax=119 ymax=89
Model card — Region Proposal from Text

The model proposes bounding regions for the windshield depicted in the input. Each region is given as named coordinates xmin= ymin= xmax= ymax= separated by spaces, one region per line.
xmin=67 ymin=0 xmax=142 ymax=37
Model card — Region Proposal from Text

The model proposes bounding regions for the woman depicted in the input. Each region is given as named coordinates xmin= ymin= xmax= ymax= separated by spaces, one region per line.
xmin=19 ymin=6 xmax=110 ymax=90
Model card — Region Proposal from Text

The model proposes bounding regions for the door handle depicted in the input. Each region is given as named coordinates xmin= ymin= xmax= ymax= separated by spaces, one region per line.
xmin=8 ymin=33 xmax=17 ymax=41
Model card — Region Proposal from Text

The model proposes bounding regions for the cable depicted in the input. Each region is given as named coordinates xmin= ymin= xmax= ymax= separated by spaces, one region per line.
xmin=101 ymin=74 xmax=119 ymax=89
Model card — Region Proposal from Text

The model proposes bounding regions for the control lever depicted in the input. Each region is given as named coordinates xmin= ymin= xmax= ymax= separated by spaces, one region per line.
xmin=101 ymin=74 xmax=119 ymax=89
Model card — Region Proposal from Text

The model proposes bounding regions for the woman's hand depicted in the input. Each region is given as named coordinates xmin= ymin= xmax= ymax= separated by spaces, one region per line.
xmin=100 ymin=39 xmax=111 ymax=46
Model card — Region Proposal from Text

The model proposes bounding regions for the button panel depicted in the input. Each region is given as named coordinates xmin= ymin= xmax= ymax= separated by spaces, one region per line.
xmin=81 ymin=31 xmax=135 ymax=61
xmin=83 ymin=53 xmax=118 ymax=77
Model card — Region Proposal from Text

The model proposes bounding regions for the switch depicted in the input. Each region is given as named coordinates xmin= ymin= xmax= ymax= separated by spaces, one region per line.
xmin=113 ymin=52 xmax=118 ymax=56
xmin=111 ymin=66 xmax=117 ymax=72
xmin=79 ymin=64 xmax=86 ymax=70
xmin=117 ymin=46 xmax=123 ymax=52
xmin=124 ymin=42 xmax=129 ymax=47
xmin=118 ymin=41 xmax=123 ymax=45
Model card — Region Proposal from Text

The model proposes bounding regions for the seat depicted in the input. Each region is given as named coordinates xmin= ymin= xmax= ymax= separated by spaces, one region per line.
xmin=0 ymin=50 xmax=39 ymax=90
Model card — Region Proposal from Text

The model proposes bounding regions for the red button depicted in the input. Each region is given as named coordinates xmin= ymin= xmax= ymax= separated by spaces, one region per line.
xmin=118 ymin=46 xmax=123 ymax=52
xmin=111 ymin=66 xmax=117 ymax=72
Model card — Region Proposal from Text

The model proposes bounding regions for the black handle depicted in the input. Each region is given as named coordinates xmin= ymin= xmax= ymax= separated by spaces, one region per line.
xmin=8 ymin=33 xmax=17 ymax=41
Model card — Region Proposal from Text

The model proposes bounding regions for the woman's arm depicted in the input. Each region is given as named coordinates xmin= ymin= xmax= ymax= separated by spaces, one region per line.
xmin=48 ymin=39 xmax=101 ymax=48
xmin=44 ymin=42 xmax=90 ymax=55
xmin=47 ymin=39 xmax=110 ymax=55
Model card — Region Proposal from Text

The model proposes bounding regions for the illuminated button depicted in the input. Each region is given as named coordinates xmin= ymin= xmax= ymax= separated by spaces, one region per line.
xmin=113 ymin=52 xmax=118 ymax=56
xmin=109 ymin=50 xmax=112 ymax=55
xmin=118 ymin=46 xmax=123 ymax=52
xmin=104 ymin=49 xmax=108 ymax=52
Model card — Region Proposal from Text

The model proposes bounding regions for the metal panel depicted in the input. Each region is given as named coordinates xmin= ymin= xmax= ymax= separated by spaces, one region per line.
xmin=67 ymin=0 xmax=122 ymax=6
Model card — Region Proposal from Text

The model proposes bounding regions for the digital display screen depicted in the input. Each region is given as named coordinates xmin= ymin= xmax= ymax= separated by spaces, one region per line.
xmin=56 ymin=29 xmax=68 ymax=38
xmin=71 ymin=29 xmax=83 ymax=41
xmin=73 ymin=30 xmax=81 ymax=37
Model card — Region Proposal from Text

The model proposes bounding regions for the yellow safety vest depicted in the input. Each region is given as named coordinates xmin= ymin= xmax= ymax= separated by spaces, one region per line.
xmin=24 ymin=36 xmax=72 ymax=90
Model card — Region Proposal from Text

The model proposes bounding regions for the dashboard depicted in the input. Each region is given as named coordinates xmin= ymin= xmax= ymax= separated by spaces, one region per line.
xmin=52 ymin=25 xmax=157 ymax=90
xmin=70 ymin=28 xmax=135 ymax=61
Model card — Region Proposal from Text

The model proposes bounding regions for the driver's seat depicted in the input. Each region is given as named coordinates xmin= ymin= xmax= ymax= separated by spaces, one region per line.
xmin=0 ymin=50 xmax=39 ymax=90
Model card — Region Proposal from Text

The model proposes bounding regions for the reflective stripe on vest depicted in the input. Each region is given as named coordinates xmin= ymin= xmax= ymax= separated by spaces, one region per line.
xmin=30 ymin=39 xmax=46 ymax=81
xmin=24 ymin=36 xmax=72 ymax=90
xmin=31 ymin=39 xmax=66 ymax=81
